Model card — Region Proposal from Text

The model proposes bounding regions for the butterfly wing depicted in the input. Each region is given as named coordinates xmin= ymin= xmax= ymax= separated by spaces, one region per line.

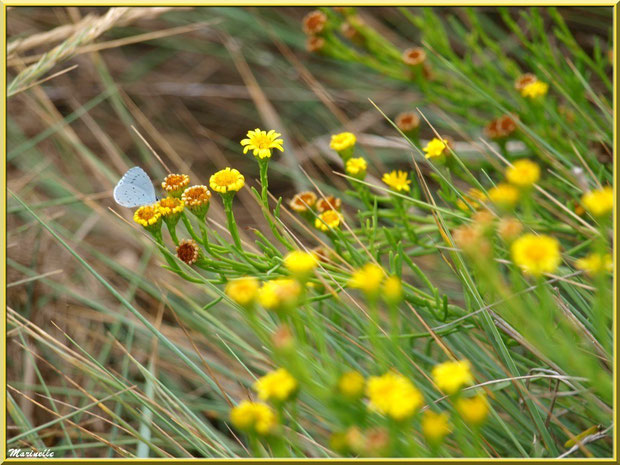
xmin=113 ymin=167 xmax=158 ymax=207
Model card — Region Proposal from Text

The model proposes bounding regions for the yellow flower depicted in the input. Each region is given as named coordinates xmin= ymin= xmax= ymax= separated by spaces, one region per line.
xmin=366 ymin=372 xmax=423 ymax=421
xmin=158 ymin=196 xmax=184 ymax=216
xmin=511 ymin=233 xmax=561 ymax=276
xmin=209 ymin=168 xmax=245 ymax=194
xmin=423 ymin=138 xmax=448 ymax=159
xmin=575 ymin=253 xmax=612 ymax=276
xmin=241 ymin=128 xmax=284 ymax=159
xmin=506 ymin=159 xmax=540 ymax=188
xmin=432 ymin=360 xmax=474 ymax=395
xmin=456 ymin=188 xmax=486 ymax=211
xmin=456 ymin=394 xmax=489 ymax=426
xmin=134 ymin=204 xmax=162 ymax=228
xmin=161 ymin=173 xmax=190 ymax=197
xmin=230 ymin=401 xmax=277 ymax=435
xmin=521 ymin=80 xmax=549 ymax=98
xmin=330 ymin=132 xmax=356 ymax=153
xmin=382 ymin=170 xmax=411 ymax=192
xmin=345 ymin=157 xmax=367 ymax=178
xmin=338 ymin=371 xmax=365 ymax=398
xmin=258 ymin=279 xmax=301 ymax=312
xmin=315 ymin=210 xmax=342 ymax=231
xmin=382 ymin=275 xmax=403 ymax=305
xmin=422 ymin=411 xmax=452 ymax=444
xmin=488 ymin=183 xmax=520 ymax=210
xmin=284 ymin=250 xmax=318 ymax=278
xmin=581 ymin=186 xmax=613 ymax=217
xmin=226 ymin=277 xmax=260 ymax=308
xmin=290 ymin=191 xmax=317 ymax=213
xmin=254 ymin=368 xmax=298 ymax=402
xmin=349 ymin=263 xmax=384 ymax=297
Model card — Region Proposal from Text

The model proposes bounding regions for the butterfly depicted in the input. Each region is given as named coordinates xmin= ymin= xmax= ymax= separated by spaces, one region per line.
xmin=113 ymin=167 xmax=158 ymax=208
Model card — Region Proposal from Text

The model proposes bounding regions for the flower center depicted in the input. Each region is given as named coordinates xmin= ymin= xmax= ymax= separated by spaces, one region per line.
xmin=215 ymin=171 xmax=237 ymax=186
xmin=138 ymin=207 xmax=156 ymax=220
xmin=253 ymin=135 xmax=272 ymax=149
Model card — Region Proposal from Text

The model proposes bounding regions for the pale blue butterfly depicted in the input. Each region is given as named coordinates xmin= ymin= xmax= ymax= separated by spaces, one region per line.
xmin=113 ymin=167 xmax=158 ymax=208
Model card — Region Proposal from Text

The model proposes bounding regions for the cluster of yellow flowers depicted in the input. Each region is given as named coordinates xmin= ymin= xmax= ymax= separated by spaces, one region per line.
xmin=348 ymin=263 xmax=403 ymax=303
xmin=288 ymin=189 xmax=344 ymax=232
xmin=329 ymin=360 xmax=487 ymax=453
xmin=230 ymin=367 xmax=298 ymax=436
xmin=226 ymin=250 xmax=319 ymax=313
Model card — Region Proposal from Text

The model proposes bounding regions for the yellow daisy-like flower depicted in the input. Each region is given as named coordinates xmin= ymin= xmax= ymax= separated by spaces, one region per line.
xmin=456 ymin=394 xmax=489 ymax=426
xmin=315 ymin=210 xmax=342 ymax=231
xmin=240 ymin=128 xmax=284 ymax=159
xmin=338 ymin=371 xmax=365 ymax=398
xmin=254 ymin=368 xmax=298 ymax=402
xmin=345 ymin=157 xmax=367 ymax=178
xmin=366 ymin=372 xmax=423 ymax=421
xmin=423 ymin=138 xmax=448 ymax=159
xmin=161 ymin=173 xmax=190 ymax=197
xmin=330 ymin=132 xmax=356 ymax=153
xmin=134 ymin=204 xmax=162 ymax=228
xmin=511 ymin=233 xmax=561 ymax=276
xmin=422 ymin=411 xmax=452 ymax=444
xmin=432 ymin=360 xmax=474 ymax=395
xmin=209 ymin=168 xmax=245 ymax=194
xmin=349 ymin=263 xmax=384 ymax=297
xmin=488 ymin=183 xmax=520 ymax=210
xmin=226 ymin=277 xmax=260 ymax=308
xmin=230 ymin=401 xmax=277 ymax=435
xmin=258 ymin=279 xmax=301 ymax=312
xmin=581 ymin=186 xmax=613 ymax=217
xmin=284 ymin=250 xmax=318 ymax=278
xmin=575 ymin=253 xmax=613 ymax=276
xmin=382 ymin=170 xmax=411 ymax=192
xmin=506 ymin=159 xmax=540 ymax=188
xmin=521 ymin=80 xmax=549 ymax=98
xmin=158 ymin=196 xmax=184 ymax=216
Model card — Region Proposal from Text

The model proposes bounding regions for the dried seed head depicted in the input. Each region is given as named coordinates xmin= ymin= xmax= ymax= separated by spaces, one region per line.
xmin=176 ymin=239 xmax=200 ymax=265
xmin=316 ymin=196 xmax=342 ymax=213
xmin=302 ymin=10 xmax=327 ymax=35
xmin=395 ymin=111 xmax=420 ymax=132
xmin=306 ymin=36 xmax=326 ymax=53
xmin=290 ymin=191 xmax=317 ymax=213
xmin=402 ymin=47 xmax=426 ymax=66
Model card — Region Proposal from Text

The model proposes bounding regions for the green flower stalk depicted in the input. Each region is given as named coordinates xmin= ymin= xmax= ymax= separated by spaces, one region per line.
xmin=210 ymin=167 xmax=246 ymax=249
xmin=182 ymin=185 xmax=212 ymax=251
xmin=158 ymin=197 xmax=184 ymax=245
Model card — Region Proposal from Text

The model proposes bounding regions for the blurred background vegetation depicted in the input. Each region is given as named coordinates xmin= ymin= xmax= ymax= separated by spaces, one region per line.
xmin=6 ymin=6 xmax=613 ymax=458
